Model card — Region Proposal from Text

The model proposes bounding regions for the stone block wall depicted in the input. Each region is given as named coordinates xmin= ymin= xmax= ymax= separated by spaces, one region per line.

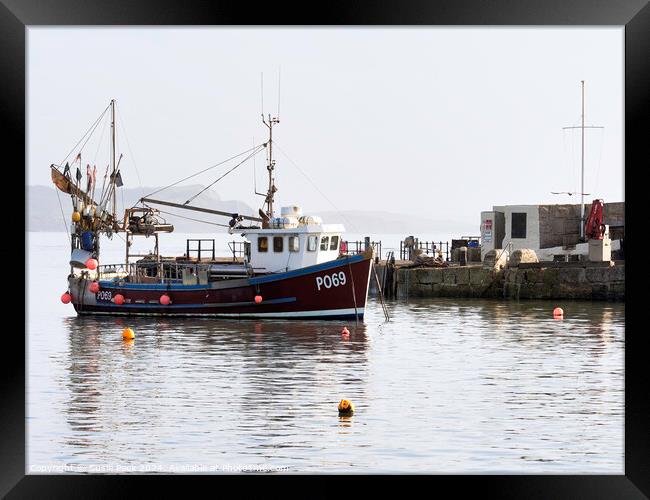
xmin=538 ymin=202 xmax=625 ymax=249
xmin=373 ymin=262 xmax=625 ymax=301
xmin=393 ymin=266 xmax=501 ymax=299
xmin=500 ymin=263 xmax=624 ymax=300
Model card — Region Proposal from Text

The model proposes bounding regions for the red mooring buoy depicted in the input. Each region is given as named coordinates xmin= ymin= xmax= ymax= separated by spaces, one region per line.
xmin=61 ymin=292 xmax=72 ymax=304
xmin=89 ymin=281 xmax=100 ymax=293
xmin=160 ymin=294 xmax=171 ymax=305
xmin=254 ymin=295 xmax=263 ymax=304
xmin=113 ymin=294 xmax=125 ymax=305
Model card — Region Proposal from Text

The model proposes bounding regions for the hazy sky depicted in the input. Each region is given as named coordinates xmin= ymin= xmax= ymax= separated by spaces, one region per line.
xmin=28 ymin=27 xmax=623 ymax=225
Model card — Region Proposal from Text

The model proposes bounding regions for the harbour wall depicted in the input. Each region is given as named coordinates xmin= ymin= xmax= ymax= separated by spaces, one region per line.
xmin=370 ymin=261 xmax=625 ymax=301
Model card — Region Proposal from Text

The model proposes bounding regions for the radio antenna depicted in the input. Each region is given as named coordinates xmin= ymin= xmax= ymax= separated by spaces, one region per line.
xmin=562 ymin=80 xmax=604 ymax=240
xmin=277 ymin=66 xmax=281 ymax=119
xmin=253 ymin=136 xmax=256 ymax=191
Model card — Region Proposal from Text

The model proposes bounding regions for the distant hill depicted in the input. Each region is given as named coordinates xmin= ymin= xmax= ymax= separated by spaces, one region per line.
xmin=27 ymin=184 xmax=255 ymax=233
xmin=27 ymin=185 xmax=474 ymax=235
xmin=317 ymin=210 xmax=474 ymax=234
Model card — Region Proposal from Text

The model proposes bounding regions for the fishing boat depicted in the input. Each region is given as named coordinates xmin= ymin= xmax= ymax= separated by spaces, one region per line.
xmin=53 ymin=100 xmax=377 ymax=320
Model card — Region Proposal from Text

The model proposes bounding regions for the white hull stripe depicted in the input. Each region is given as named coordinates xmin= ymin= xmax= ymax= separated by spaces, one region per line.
xmin=78 ymin=307 xmax=365 ymax=319
xmin=92 ymin=297 xmax=296 ymax=309
xmin=249 ymin=255 xmax=366 ymax=284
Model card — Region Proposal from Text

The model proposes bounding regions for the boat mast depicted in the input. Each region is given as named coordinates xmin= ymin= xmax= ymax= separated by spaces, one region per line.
xmin=110 ymin=99 xmax=116 ymax=218
xmin=580 ymin=80 xmax=585 ymax=239
xmin=262 ymin=113 xmax=279 ymax=219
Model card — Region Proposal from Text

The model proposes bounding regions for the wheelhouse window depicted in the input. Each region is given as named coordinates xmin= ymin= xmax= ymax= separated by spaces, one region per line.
xmin=320 ymin=236 xmax=330 ymax=251
xmin=258 ymin=236 xmax=268 ymax=252
xmin=330 ymin=235 xmax=339 ymax=251
xmin=288 ymin=236 xmax=300 ymax=252
xmin=273 ymin=236 xmax=284 ymax=252
xmin=307 ymin=235 xmax=318 ymax=252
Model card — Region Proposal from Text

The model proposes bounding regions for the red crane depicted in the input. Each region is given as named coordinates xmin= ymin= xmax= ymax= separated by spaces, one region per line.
xmin=584 ymin=199 xmax=606 ymax=240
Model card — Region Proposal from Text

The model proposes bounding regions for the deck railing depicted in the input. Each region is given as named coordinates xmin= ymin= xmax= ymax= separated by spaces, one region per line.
xmin=228 ymin=241 xmax=246 ymax=261
xmin=186 ymin=239 xmax=215 ymax=260
xmin=97 ymin=261 xmax=216 ymax=284
xmin=341 ymin=240 xmax=382 ymax=261
xmin=399 ymin=241 xmax=450 ymax=261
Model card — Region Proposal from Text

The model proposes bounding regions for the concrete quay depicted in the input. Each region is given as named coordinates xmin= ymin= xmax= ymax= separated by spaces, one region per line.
xmin=370 ymin=260 xmax=624 ymax=301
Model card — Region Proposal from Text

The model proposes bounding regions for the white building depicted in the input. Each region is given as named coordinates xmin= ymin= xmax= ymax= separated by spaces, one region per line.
xmin=480 ymin=202 xmax=624 ymax=261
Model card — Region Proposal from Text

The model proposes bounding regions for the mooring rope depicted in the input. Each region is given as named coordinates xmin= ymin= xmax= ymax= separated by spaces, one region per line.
xmin=348 ymin=260 xmax=359 ymax=326
xmin=372 ymin=261 xmax=390 ymax=322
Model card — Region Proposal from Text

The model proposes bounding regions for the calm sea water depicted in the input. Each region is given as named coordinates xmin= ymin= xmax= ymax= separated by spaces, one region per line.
xmin=27 ymin=232 xmax=624 ymax=473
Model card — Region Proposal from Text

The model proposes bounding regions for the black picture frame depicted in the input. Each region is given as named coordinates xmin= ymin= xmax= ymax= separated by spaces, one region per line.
xmin=4 ymin=0 xmax=647 ymax=496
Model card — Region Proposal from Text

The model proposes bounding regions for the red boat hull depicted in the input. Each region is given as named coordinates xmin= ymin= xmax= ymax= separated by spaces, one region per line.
xmin=69 ymin=254 xmax=373 ymax=320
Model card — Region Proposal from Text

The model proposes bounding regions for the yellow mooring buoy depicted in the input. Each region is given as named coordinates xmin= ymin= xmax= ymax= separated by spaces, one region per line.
xmin=122 ymin=327 xmax=135 ymax=340
xmin=338 ymin=399 xmax=355 ymax=416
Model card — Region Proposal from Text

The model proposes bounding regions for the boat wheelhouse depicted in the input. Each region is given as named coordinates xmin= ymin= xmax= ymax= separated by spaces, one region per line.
xmin=242 ymin=209 xmax=345 ymax=274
